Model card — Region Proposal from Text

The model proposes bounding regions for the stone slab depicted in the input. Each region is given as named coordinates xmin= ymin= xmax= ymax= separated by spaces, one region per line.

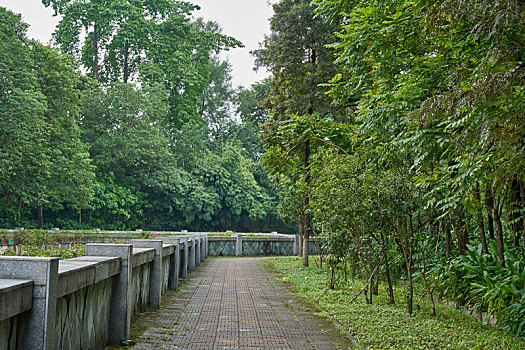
xmin=0 ymin=279 xmax=33 ymax=321
xmin=131 ymin=248 xmax=155 ymax=268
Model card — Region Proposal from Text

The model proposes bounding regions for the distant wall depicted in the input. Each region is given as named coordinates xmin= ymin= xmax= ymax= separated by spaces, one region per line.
xmin=207 ymin=234 xmax=323 ymax=256
xmin=208 ymin=237 xmax=236 ymax=256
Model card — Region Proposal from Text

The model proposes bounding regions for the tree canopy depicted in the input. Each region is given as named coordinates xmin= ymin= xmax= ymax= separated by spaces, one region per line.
xmin=0 ymin=5 xmax=284 ymax=233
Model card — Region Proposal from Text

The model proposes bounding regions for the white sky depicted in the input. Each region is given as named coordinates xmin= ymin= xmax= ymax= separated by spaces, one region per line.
xmin=0 ymin=0 xmax=276 ymax=88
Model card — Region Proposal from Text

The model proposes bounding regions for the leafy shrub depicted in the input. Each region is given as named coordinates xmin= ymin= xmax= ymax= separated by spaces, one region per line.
xmin=439 ymin=241 xmax=525 ymax=337
xmin=2 ymin=244 xmax=86 ymax=259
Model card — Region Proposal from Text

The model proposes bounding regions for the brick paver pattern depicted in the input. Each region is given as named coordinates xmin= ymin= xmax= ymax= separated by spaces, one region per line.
xmin=133 ymin=257 xmax=356 ymax=350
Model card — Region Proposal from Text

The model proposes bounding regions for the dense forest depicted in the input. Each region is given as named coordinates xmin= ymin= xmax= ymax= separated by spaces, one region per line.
xmin=253 ymin=0 xmax=524 ymax=339
xmin=1 ymin=0 xmax=524 ymax=339
xmin=0 ymin=2 xmax=286 ymax=232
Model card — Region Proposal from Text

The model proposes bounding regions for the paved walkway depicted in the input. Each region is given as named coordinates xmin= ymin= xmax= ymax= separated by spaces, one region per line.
xmin=133 ymin=257 xmax=356 ymax=350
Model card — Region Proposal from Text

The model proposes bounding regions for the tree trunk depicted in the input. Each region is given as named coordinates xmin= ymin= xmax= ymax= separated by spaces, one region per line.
xmin=443 ymin=220 xmax=451 ymax=259
xmin=93 ymin=23 xmax=99 ymax=81
xmin=485 ymin=188 xmax=505 ymax=266
xmin=123 ymin=41 xmax=129 ymax=83
xmin=406 ymin=257 xmax=413 ymax=315
xmin=78 ymin=208 xmax=82 ymax=224
xmin=302 ymin=233 xmax=309 ymax=267
xmin=485 ymin=192 xmax=495 ymax=240
xmin=372 ymin=271 xmax=379 ymax=296
xmin=38 ymin=204 xmax=43 ymax=229
xmin=302 ymin=138 xmax=311 ymax=267
xmin=298 ymin=221 xmax=303 ymax=257
xmin=492 ymin=209 xmax=505 ymax=267
xmin=453 ymin=210 xmax=468 ymax=255
xmin=430 ymin=289 xmax=436 ymax=317
xmin=395 ymin=231 xmax=413 ymax=315
xmin=473 ymin=185 xmax=488 ymax=254
xmin=369 ymin=272 xmax=374 ymax=304
xmin=521 ymin=180 xmax=525 ymax=248
xmin=510 ymin=177 xmax=523 ymax=247
xmin=383 ymin=244 xmax=395 ymax=304
xmin=17 ymin=198 xmax=23 ymax=224
xmin=398 ymin=218 xmax=414 ymax=314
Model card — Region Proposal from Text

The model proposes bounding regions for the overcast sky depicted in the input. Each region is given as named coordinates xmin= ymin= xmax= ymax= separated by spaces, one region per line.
xmin=0 ymin=0 xmax=276 ymax=88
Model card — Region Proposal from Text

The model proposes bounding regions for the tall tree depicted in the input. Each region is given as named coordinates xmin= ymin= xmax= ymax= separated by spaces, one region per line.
xmin=140 ymin=17 xmax=242 ymax=130
xmin=254 ymin=0 xmax=340 ymax=266
xmin=79 ymin=82 xmax=177 ymax=228
xmin=197 ymin=55 xmax=236 ymax=135
xmin=30 ymin=43 xmax=95 ymax=227
xmin=43 ymin=0 xmax=124 ymax=80
xmin=0 ymin=8 xmax=94 ymax=228
xmin=0 ymin=9 xmax=49 ymax=226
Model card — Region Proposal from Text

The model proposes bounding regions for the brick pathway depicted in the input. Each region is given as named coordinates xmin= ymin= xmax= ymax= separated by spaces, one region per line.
xmin=133 ymin=257 xmax=356 ymax=350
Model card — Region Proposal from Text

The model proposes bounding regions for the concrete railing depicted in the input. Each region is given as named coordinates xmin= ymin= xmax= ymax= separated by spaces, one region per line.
xmin=207 ymin=233 xmax=324 ymax=256
xmin=0 ymin=234 xmax=207 ymax=350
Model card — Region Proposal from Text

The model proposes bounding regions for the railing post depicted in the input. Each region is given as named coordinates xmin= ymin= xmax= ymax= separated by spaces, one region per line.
xmin=195 ymin=235 xmax=201 ymax=266
xmin=86 ymin=244 xmax=133 ymax=344
xmin=179 ymin=237 xmax=188 ymax=278
xmin=131 ymin=240 xmax=163 ymax=309
xmin=0 ymin=256 xmax=59 ymax=350
xmin=235 ymin=234 xmax=243 ymax=256
xmin=162 ymin=237 xmax=180 ymax=290
xmin=188 ymin=236 xmax=196 ymax=271
xmin=204 ymin=234 xmax=209 ymax=258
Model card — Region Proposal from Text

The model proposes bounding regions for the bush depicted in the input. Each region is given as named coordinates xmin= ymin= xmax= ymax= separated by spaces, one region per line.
xmin=439 ymin=241 xmax=525 ymax=337
xmin=2 ymin=244 xmax=86 ymax=259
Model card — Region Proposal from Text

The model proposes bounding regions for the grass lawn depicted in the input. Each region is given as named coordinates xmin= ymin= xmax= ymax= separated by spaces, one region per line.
xmin=266 ymin=256 xmax=524 ymax=350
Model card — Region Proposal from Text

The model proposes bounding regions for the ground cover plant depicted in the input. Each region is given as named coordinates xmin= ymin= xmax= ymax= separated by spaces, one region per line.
xmin=267 ymin=256 xmax=524 ymax=349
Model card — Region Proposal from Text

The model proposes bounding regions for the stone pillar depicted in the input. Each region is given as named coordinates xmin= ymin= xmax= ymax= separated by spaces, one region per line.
xmin=204 ymin=234 xmax=209 ymax=258
xmin=188 ymin=236 xmax=195 ymax=271
xmin=162 ymin=237 xmax=180 ymax=290
xmin=179 ymin=237 xmax=188 ymax=278
xmin=132 ymin=240 xmax=163 ymax=309
xmin=200 ymin=235 xmax=206 ymax=262
xmin=0 ymin=256 xmax=59 ymax=350
xmin=235 ymin=234 xmax=243 ymax=256
xmin=86 ymin=244 xmax=133 ymax=344
xmin=293 ymin=235 xmax=299 ymax=256
xmin=195 ymin=236 xmax=201 ymax=266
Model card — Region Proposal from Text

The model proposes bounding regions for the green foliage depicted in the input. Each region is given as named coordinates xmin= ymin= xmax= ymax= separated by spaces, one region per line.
xmin=254 ymin=0 xmax=339 ymax=121
xmin=0 ymin=8 xmax=94 ymax=228
xmin=254 ymin=0 xmax=525 ymax=338
xmin=16 ymin=244 xmax=86 ymax=260
xmin=268 ymin=257 xmax=525 ymax=349
xmin=0 ymin=229 xmax=84 ymax=259
xmin=44 ymin=0 xmax=242 ymax=127
xmin=235 ymin=78 xmax=271 ymax=127
xmin=139 ymin=16 xmax=242 ymax=128
xmin=440 ymin=243 xmax=525 ymax=337
xmin=0 ymin=5 xmax=284 ymax=233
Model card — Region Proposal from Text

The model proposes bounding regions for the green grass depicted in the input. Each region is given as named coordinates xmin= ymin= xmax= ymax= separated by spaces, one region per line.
xmin=266 ymin=256 xmax=524 ymax=350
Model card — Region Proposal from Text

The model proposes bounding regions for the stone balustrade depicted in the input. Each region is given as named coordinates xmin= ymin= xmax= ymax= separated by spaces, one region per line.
xmin=207 ymin=233 xmax=323 ymax=256
xmin=0 ymin=234 xmax=207 ymax=350
xmin=0 ymin=231 xmax=323 ymax=349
